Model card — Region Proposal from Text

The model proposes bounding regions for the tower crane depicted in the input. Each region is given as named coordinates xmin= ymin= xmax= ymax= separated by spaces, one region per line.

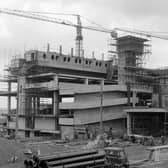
xmin=14 ymin=10 xmax=84 ymax=57
xmin=24 ymin=11 xmax=84 ymax=58
xmin=1 ymin=8 xmax=168 ymax=58
xmin=0 ymin=8 xmax=112 ymax=57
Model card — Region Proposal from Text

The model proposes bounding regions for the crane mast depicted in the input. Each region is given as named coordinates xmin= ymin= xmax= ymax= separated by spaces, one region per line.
xmin=76 ymin=15 xmax=83 ymax=57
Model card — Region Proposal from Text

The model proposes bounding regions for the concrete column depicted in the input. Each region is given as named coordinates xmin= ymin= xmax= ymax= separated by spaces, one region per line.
xmin=132 ymin=91 xmax=137 ymax=108
xmin=7 ymin=81 xmax=11 ymax=114
xmin=53 ymin=92 xmax=59 ymax=115
xmin=127 ymin=83 xmax=131 ymax=106
xmin=16 ymin=77 xmax=26 ymax=137
xmin=32 ymin=96 xmax=36 ymax=129
xmin=7 ymin=81 xmax=11 ymax=128
xmin=37 ymin=97 xmax=40 ymax=114
xmin=53 ymin=75 xmax=59 ymax=130
xmin=15 ymin=92 xmax=18 ymax=138
xmin=158 ymin=85 xmax=162 ymax=108
xmin=132 ymin=116 xmax=135 ymax=131
xmin=18 ymin=77 xmax=26 ymax=115
xmin=99 ymin=79 xmax=104 ymax=135
xmin=53 ymin=91 xmax=59 ymax=130
xmin=127 ymin=113 xmax=131 ymax=135
xmin=85 ymin=78 xmax=89 ymax=85
xmin=25 ymin=95 xmax=32 ymax=129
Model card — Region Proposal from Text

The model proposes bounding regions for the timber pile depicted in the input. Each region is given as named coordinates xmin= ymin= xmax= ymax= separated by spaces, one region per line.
xmin=39 ymin=149 xmax=105 ymax=168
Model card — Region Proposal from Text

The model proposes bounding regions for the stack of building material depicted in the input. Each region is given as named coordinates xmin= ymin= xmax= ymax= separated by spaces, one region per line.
xmin=39 ymin=149 xmax=105 ymax=168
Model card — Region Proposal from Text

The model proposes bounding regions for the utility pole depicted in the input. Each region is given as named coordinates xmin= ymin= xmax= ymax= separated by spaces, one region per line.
xmin=99 ymin=79 xmax=104 ymax=135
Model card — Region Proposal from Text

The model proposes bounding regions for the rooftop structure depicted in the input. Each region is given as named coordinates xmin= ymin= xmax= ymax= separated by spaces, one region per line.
xmin=117 ymin=35 xmax=152 ymax=86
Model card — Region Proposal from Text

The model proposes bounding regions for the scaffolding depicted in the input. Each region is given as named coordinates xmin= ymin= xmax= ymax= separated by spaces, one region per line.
xmin=108 ymin=32 xmax=118 ymax=66
xmin=117 ymin=35 xmax=153 ymax=88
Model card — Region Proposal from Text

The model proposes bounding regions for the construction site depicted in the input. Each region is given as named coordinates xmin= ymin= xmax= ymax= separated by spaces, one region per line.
xmin=1 ymin=8 xmax=168 ymax=168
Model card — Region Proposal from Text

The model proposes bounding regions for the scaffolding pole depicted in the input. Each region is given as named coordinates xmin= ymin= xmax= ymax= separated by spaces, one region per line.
xmin=99 ymin=79 xmax=104 ymax=135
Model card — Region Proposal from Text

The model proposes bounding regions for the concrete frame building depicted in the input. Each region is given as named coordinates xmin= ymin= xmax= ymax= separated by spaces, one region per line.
xmin=1 ymin=35 xmax=167 ymax=139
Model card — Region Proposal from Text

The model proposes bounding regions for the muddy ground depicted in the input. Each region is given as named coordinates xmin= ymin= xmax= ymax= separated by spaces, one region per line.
xmin=0 ymin=137 xmax=167 ymax=168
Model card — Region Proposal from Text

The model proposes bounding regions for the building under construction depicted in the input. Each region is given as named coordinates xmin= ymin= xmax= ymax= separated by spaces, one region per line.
xmin=1 ymin=9 xmax=168 ymax=139
xmin=1 ymin=33 xmax=168 ymax=139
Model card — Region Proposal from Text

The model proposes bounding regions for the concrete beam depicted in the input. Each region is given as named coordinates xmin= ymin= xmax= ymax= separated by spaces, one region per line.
xmin=60 ymin=97 xmax=134 ymax=110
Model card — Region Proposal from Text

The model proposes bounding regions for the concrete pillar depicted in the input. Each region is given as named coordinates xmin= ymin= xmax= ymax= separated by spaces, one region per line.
xmin=18 ymin=77 xmax=27 ymax=115
xmin=127 ymin=113 xmax=131 ymax=135
xmin=132 ymin=91 xmax=137 ymax=108
xmin=99 ymin=79 xmax=104 ymax=135
xmin=15 ymin=92 xmax=18 ymax=137
xmin=25 ymin=95 xmax=32 ymax=129
xmin=32 ymin=96 xmax=36 ymax=129
xmin=85 ymin=78 xmax=89 ymax=85
xmin=132 ymin=116 xmax=135 ymax=133
xmin=16 ymin=77 xmax=26 ymax=137
xmin=53 ymin=75 xmax=59 ymax=130
xmin=7 ymin=81 xmax=11 ymax=114
xmin=152 ymin=94 xmax=159 ymax=107
xmin=37 ymin=97 xmax=40 ymax=114
xmin=53 ymin=91 xmax=59 ymax=115
xmin=127 ymin=83 xmax=131 ymax=106
xmin=7 ymin=81 xmax=11 ymax=128
xmin=53 ymin=91 xmax=59 ymax=130
xmin=158 ymin=85 xmax=162 ymax=108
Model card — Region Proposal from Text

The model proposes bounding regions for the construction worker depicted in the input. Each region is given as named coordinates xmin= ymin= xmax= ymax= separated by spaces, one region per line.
xmin=161 ymin=135 xmax=166 ymax=145
xmin=149 ymin=135 xmax=155 ymax=146
xmin=85 ymin=125 xmax=90 ymax=139
xmin=32 ymin=155 xmax=40 ymax=168
xmin=107 ymin=127 xmax=113 ymax=140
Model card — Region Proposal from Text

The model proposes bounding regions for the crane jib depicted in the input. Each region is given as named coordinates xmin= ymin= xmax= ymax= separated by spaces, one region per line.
xmin=1 ymin=8 xmax=168 ymax=40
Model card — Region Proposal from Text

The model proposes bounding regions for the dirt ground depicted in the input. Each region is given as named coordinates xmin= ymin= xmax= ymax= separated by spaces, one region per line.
xmin=0 ymin=137 xmax=25 ymax=167
xmin=0 ymin=137 xmax=167 ymax=168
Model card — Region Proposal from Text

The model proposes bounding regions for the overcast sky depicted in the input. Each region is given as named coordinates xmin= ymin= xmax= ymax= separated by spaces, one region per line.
xmin=1 ymin=0 xmax=168 ymax=73
xmin=0 ymin=0 xmax=168 ymax=108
